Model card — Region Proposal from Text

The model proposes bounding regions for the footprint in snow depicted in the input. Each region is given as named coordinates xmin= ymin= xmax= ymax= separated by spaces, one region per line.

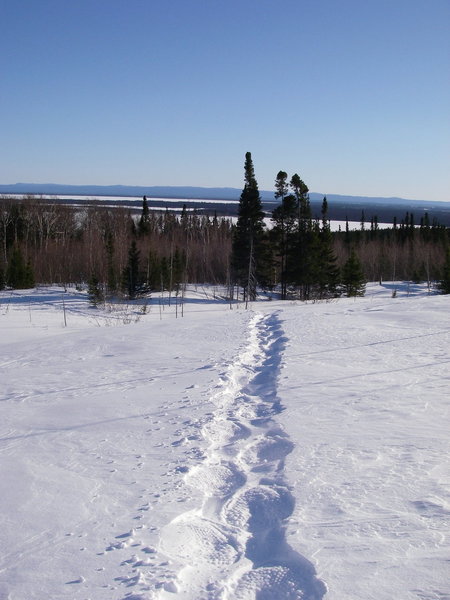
xmin=160 ymin=513 xmax=241 ymax=566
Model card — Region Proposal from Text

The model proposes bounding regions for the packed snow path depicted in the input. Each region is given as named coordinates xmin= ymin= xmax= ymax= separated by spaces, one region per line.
xmin=158 ymin=312 xmax=326 ymax=599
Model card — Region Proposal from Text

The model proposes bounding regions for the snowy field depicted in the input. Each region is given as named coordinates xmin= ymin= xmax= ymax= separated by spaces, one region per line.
xmin=0 ymin=284 xmax=449 ymax=600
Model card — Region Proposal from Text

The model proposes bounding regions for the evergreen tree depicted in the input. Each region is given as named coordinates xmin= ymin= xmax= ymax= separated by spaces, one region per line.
xmin=290 ymin=174 xmax=311 ymax=228
xmin=138 ymin=196 xmax=150 ymax=235
xmin=411 ymin=265 xmax=425 ymax=284
xmin=271 ymin=171 xmax=298 ymax=299
xmin=315 ymin=197 xmax=340 ymax=298
xmin=146 ymin=250 xmax=162 ymax=291
xmin=24 ymin=258 xmax=35 ymax=288
xmin=274 ymin=170 xmax=289 ymax=202
xmin=289 ymin=173 xmax=313 ymax=299
xmin=6 ymin=246 xmax=34 ymax=289
xmin=0 ymin=263 xmax=4 ymax=290
xmin=437 ymin=247 xmax=450 ymax=294
xmin=122 ymin=240 xmax=147 ymax=299
xmin=104 ymin=230 xmax=117 ymax=296
xmin=6 ymin=246 xmax=24 ymax=288
xmin=341 ymin=249 xmax=366 ymax=297
xmin=171 ymin=247 xmax=186 ymax=293
xmin=88 ymin=273 xmax=104 ymax=307
xmin=271 ymin=193 xmax=297 ymax=299
xmin=160 ymin=256 xmax=170 ymax=291
xmin=180 ymin=204 xmax=189 ymax=231
xmin=231 ymin=152 xmax=269 ymax=300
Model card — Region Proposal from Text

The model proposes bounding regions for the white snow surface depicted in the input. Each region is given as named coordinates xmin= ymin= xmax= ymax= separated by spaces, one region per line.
xmin=0 ymin=284 xmax=449 ymax=600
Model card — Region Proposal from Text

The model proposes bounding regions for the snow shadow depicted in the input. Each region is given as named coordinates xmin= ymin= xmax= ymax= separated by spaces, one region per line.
xmin=157 ymin=311 xmax=326 ymax=599
xmin=227 ymin=313 xmax=326 ymax=599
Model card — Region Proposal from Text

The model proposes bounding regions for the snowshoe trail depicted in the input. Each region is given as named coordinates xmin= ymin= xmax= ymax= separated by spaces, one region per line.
xmin=157 ymin=312 xmax=326 ymax=599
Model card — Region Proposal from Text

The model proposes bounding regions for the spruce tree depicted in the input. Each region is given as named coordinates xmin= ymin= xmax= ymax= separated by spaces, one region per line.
xmin=274 ymin=170 xmax=289 ymax=203
xmin=88 ymin=274 xmax=104 ymax=307
xmin=341 ymin=249 xmax=366 ymax=297
xmin=171 ymin=247 xmax=185 ymax=293
xmin=146 ymin=250 xmax=162 ymax=291
xmin=122 ymin=240 xmax=147 ymax=299
xmin=138 ymin=196 xmax=150 ymax=235
xmin=6 ymin=247 xmax=24 ymax=288
xmin=23 ymin=258 xmax=35 ymax=288
xmin=160 ymin=256 xmax=170 ymax=291
xmin=6 ymin=246 xmax=34 ymax=289
xmin=231 ymin=152 xmax=268 ymax=300
xmin=289 ymin=174 xmax=313 ymax=299
xmin=271 ymin=171 xmax=297 ymax=299
xmin=271 ymin=192 xmax=297 ymax=299
xmin=315 ymin=197 xmax=340 ymax=299
xmin=438 ymin=247 xmax=450 ymax=294
xmin=105 ymin=231 xmax=117 ymax=296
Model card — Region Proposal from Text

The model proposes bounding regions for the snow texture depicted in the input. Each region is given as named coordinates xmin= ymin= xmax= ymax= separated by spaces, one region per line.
xmin=0 ymin=283 xmax=449 ymax=600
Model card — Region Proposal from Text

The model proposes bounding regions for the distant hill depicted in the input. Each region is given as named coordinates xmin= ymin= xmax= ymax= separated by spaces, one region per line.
xmin=0 ymin=183 xmax=245 ymax=201
xmin=0 ymin=182 xmax=443 ymax=206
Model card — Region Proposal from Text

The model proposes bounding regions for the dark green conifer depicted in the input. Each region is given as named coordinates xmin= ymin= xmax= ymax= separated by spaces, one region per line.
xmin=146 ymin=250 xmax=161 ymax=291
xmin=24 ymin=258 xmax=35 ymax=288
xmin=160 ymin=256 xmax=170 ymax=291
xmin=315 ymin=197 xmax=340 ymax=299
xmin=171 ymin=247 xmax=186 ymax=293
xmin=138 ymin=196 xmax=150 ymax=235
xmin=88 ymin=274 xmax=104 ymax=307
xmin=122 ymin=240 xmax=147 ymax=299
xmin=6 ymin=246 xmax=34 ymax=289
xmin=271 ymin=171 xmax=297 ymax=299
xmin=231 ymin=152 xmax=269 ymax=300
xmin=289 ymin=173 xmax=313 ymax=299
xmin=438 ymin=247 xmax=450 ymax=294
xmin=105 ymin=231 xmax=117 ymax=296
xmin=271 ymin=192 xmax=297 ymax=299
xmin=341 ymin=249 xmax=366 ymax=297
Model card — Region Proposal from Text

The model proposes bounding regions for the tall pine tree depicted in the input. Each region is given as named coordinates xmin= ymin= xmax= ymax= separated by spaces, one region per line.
xmin=271 ymin=171 xmax=297 ymax=299
xmin=315 ymin=196 xmax=340 ymax=299
xmin=231 ymin=152 xmax=269 ymax=300
xmin=289 ymin=174 xmax=313 ymax=299
xmin=138 ymin=196 xmax=150 ymax=235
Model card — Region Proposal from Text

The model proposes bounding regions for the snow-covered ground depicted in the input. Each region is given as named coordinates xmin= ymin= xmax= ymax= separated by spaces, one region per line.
xmin=0 ymin=284 xmax=449 ymax=600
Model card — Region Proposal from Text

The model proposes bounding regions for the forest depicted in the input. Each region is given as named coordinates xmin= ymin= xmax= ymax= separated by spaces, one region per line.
xmin=1 ymin=153 xmax=450 ymax=301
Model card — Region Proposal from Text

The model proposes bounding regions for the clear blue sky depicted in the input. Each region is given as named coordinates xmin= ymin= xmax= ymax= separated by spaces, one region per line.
xmin=1 ymin=0 xmax=449 ymax=201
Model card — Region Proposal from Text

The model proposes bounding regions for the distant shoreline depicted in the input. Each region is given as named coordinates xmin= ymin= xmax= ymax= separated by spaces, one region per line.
xmin=2 ymin=192 xmax=450 ymax=226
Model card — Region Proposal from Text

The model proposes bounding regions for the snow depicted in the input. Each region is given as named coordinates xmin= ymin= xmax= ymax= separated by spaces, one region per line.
xmin=328 ymin=220 xmax=392 ymax=231
xmin=0 ymin=284 xmax=449 ymax=599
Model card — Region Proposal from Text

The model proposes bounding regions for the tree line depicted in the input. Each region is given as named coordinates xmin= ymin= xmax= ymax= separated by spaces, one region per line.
xmin=1 ymin=154 xmax=450 ymax=298
xmin=0 ymin=197 xmax=232 ymax=297
xmin=231 ymin=153 xmax=450 ymax=300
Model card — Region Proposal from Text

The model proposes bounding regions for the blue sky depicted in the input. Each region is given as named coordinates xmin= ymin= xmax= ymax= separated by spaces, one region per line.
xmin=1 ymin=0 xmax=449 ymax=201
